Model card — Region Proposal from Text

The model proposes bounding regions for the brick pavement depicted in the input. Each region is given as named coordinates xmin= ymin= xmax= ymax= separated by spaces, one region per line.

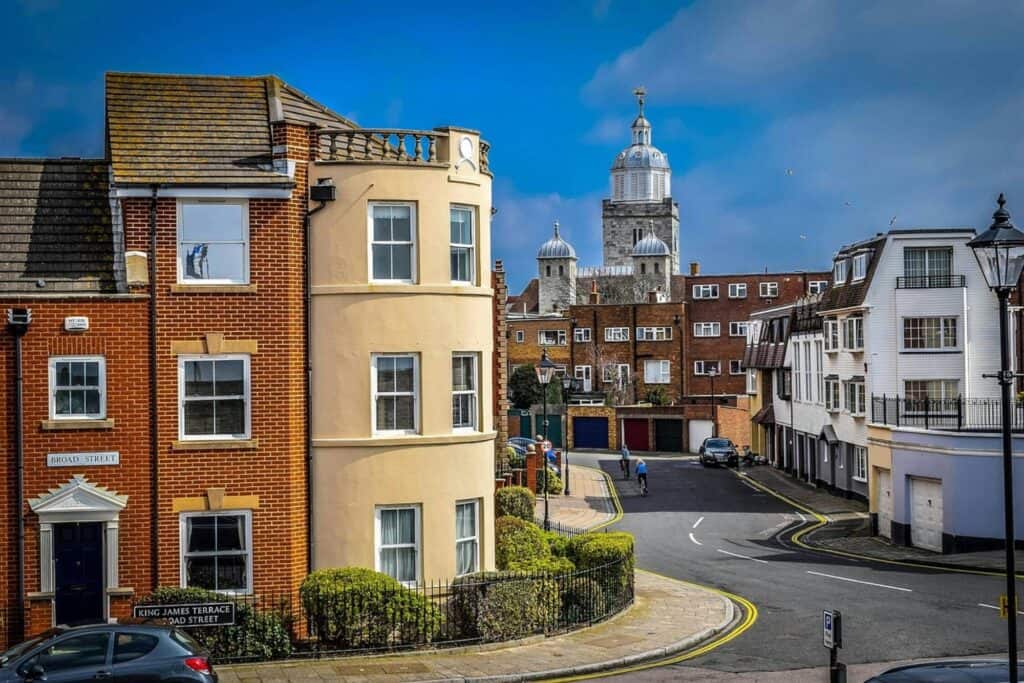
xmin=741 ymin=465 xmax=1024 ymax=574
xmin=535 ymin=465 xmax=616 ymax=530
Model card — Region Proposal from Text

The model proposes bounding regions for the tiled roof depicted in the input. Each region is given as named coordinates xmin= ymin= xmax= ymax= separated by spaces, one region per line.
xmin=0 ymin=159 xmax=119 ymax=294
xmin=818 ymin=236 xmax=887 ymax=312
xmin=509 ymin=278 xmax=539 ymax=314
xmin=106 ymin=72 xmax=290 ymax=187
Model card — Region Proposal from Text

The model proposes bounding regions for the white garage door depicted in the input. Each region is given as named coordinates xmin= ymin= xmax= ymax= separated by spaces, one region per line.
xmin=876 ymin=469 xmax=893 ymax=539
xmin=910 ymin=477 xmax=943 ymax=552
xmin=688 ymin=420 xmax=713 ymax=453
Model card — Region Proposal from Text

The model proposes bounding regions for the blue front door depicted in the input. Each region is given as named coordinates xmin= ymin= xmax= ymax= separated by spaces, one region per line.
xmin=54 ymin=522 xmax=104 ymax=626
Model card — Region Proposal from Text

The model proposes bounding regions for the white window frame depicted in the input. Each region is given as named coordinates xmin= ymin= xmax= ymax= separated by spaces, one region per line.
xmin=728 ymin=321 xmax=749 ymax=337
xmin=179 ymin=509 xmax=253 ymax=596
xmin=574 ymin=365 xmax=592 ymax=391
xmin=747 ymin=369 xmax=758 ymax=394
xmin=369 ymin=202 xmax=417 ymax=284
xmin=843 ymin=316 xmax=864 ymax=351
xmin=902 ymin=317 xmax=958 ymax=351
xmin=852 ymin=253 xmax=868 ymax=281
xmin=455 ymin=499 xmax=480 ymax=576
xmin=573 ymin=327 xmax=592 ymax=343
xmin=844 ymin=380 xmax=866 ymax=416
xmin=803 ymin=343 xmax=813 ymax=403
xmin=602 ymin=363 xmax=631 ymax=384
xmin=759 ymin=281 xmax=779 ymax=298
xmin=729 ymin=360 xmax=744 ymax=375
xmin=815 ymin=340 xmax=824 ymax=404
xmin=605 ymin=327 xmax=630 ymax=342
xmin=371 ymin=353 xmax=420 ymax=435
xmin=176 ymin=199 xmax=250 ymax=285
xmin=834 ymin=260 xmax=847 ymax=285
xmin=825 ymin=378 xmax=841 ymax=412
xmin=637 ymin=326 xmax=672 ymax=341
xmin=824 ymin=319 xmax=840 ymax=352
xmin=793 ymin=343 xmax=802 ymax=401
xmin=853 ymin=447 xmax=868 ymax=482
xmin=449 ymin=205 xmax=475 ymax=285
xmin=643 ymin=359 xmax=671 ymax=384
xmin=693 ymin=322 xmax=720 ymax=338
xmin=692 ymin=284 xmax=719 ymax=299
xmin=808 ymin=280 xmax=829 ymax=295
xmin=538 ymin=329 xmax=567 ymax=346
xmin=49 ymin=355 xmax=106 ymax=420
xmin=904 ymin=379 xmax=960 ymax=402
xmin=375 ymin=505 xmax=421 ymax=586
xmin=728 ymin=283 xmax=747 ymax=299
xmin=694 ymin=360 xmax=720 ymax=376
xmin=452 ymin=353 xmax=479 ymax=432
xmin=177 ymin=354 xmax=251 ymax=441
xmin=515 ymin=330 xmax=525 ymax=343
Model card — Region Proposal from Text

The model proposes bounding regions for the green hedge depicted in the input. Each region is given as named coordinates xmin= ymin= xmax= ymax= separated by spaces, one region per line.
xmin=495 ymin=486 xmax=535 ymax=522
xmin=299 ymin=568 xmax=440 ymax=650
xmin=543 ymin=530 xmax=571 ymax=559
xmin=561 ymin=577 xmax=607 ymax=624
xmin=137 ymin=587 xmax=291 ymax=662
xmin=568 ymin=532 xmax=635 ymax=607
xmin=536 ymin=470 xmax=563 ymax=495
xmin=450 ymin=571 xmax=560 ymax=642
xmin=495 ymin=516 xmax=548 ymax=570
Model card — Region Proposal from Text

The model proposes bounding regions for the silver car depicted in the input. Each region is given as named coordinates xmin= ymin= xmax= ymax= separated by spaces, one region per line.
xmin=699 ymin=437 xmax=738 ymax=467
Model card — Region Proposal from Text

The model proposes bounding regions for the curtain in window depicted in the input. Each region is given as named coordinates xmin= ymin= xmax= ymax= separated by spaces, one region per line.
xmin=381 ymin=509 xmax=416 ymax=583
xmin=927 ymin=248 xmax=952 ymax=277
xmin=456 ymin=503 xmax=477 ymax=575
xmin=904 ymin=248 xmax=926 ymax=279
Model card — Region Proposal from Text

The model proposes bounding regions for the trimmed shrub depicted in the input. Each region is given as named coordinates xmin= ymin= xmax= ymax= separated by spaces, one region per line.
xmin=449 ymin=572 xmax=561 ymax=642
xmin=537 ymin=470 xmax=563 ymax=495
xmin=543 ymin=530 xmax=571 ymax=559
xmin=561 ymin=577 xmax=607 ymax=625
xmin=495 ymin=486 xmax=535 ymax=522
xmin=507 ymin=554 xmax=575 ymax=574
xmin=507 ymin=446 xmax=525 ymax=469
xmin=299 ymin=567 xmax=440 ymax=650
xmin=495 ymin=516 xmax=548 ymax=570
xmin=137 ymin=587 xmax=291 ymax=662
xmin=568 ymin=532 xmax=635 ymax=607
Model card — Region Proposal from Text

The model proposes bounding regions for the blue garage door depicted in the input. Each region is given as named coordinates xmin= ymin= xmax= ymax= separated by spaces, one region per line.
xmin=574 ymin=417 xmax=609 ymax=449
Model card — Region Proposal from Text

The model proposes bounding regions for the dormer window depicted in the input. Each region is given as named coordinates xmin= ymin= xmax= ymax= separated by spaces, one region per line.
xmin=852 ymin=253 xmax=868 ymax=280
xmin=834 ymin=260 xmax=847 ymax=285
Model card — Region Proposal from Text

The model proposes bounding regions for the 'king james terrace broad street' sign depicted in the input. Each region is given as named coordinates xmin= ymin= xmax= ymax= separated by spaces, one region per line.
xmin=132 ymin=602 xmax=236 ymax=627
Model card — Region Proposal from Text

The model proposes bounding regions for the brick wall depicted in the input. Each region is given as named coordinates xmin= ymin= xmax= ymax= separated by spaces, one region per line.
xmin=492 ymin=263 xmax=509 ymax=451
xmin=566 ymin=405 xmax=617 ymax=449
xmin=717 ymin=395 xmax=752 ymax=450
xmin=507 ymin=317 xmax=571 ymax=370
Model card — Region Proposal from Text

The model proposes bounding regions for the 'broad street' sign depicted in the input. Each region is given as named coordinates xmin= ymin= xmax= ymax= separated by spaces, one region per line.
xmin=132 ymin=602 xmax=235 ymax=627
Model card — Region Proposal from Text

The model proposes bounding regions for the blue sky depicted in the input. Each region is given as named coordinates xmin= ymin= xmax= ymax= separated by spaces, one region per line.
xmin=3 ymin=1 xmax=1023 ymax=293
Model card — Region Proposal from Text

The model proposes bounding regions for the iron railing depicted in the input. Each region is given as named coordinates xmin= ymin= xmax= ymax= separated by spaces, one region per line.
xmin=871 ymin=395 xmax=1024 ymax=431
xmin=539 ymin=518 xmax=591 ymax=539
xmin=132 ymin=557 xmax=633 ymax=664
xmin=895 ymin=274 xmax=966 ymax=289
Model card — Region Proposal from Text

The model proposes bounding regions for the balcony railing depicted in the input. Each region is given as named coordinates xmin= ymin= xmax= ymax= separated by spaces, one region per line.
xmin=871 ymin=395 xmax=1024 ymax=432
xmin=316 ymin=128 xmax=491 ymax=174
xmin=895 ymin=274 xmax=966 ymax=289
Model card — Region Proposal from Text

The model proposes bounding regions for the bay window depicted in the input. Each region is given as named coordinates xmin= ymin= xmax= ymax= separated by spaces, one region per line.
xmin=373 ymin=354 xmax=418 ymax=434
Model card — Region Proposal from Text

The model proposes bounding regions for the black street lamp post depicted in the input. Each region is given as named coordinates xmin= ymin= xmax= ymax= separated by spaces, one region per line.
xmin=536 ymin=350 xmax=558 ymax=531
xmin=968 ymin=193 xmax=1024 ymax=682
xmin=709 ymin=366 xmax=720 ymax=437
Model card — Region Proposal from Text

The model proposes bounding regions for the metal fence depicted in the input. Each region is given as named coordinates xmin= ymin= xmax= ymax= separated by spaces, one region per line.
xmin=871 ymin=395 xmax=1024 ymax=432
xmin=538 ymin=518 xmax=591 ymax=538
xmin=133 ymin=556 xmax=634 ymax=665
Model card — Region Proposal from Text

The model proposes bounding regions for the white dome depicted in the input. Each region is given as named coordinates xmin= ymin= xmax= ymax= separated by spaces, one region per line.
xmin=612 ymin=144 xmax=670 ymax=171
xmin=632 ymin=231 xmax=669 ymax=256
xmin=537 ymin=221 xmax=576 ymax=260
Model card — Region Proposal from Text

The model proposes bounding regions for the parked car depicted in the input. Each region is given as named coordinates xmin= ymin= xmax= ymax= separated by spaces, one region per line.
xmin=866 ymin=659 xmax=1024 ymax=682
xmin=509 ymin=437 xmax=537 ymax=451
xmin=698 ymin=437 xmax=739 ymax=467
xmin=0 ymin=623 xmax=217 ymax=682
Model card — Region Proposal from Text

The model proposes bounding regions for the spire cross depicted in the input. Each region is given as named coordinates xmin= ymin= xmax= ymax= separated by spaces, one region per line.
xmin=633 ymin=86 xmax=647 ymax=115
xmin=553 ymin=220 xmax=560 ymax=237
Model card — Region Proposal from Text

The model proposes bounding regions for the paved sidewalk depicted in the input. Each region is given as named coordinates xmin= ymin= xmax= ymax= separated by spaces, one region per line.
xmin=741 ymin=465 xmax=1024 ymax=573
xmin=218 ymin=570 xmax=734 ymax=682
xmin=535 ymin=465 xmax=616 ymax=530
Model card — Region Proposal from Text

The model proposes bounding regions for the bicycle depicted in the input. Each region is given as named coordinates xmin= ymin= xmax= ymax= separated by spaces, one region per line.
xmin=638 ymin=472 xmax=648 ymax=496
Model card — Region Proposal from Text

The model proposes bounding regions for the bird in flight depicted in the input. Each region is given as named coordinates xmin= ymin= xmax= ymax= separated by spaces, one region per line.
xmin=890 ymin=215 xmax=897 ymax=228
xmin=785 ymin=169 xmax=794 ymax=176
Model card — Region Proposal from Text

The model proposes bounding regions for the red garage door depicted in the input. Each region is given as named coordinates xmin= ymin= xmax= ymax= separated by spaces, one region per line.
xmin=623 ymin=418 xmax=650 ymax=451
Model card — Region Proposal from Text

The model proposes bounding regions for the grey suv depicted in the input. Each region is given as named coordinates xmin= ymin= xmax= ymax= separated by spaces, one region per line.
xmin=699 ymin=437 xmax=739 ymax=467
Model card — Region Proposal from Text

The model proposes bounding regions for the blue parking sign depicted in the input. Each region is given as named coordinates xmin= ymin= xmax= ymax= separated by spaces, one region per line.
xmin=823 ymin=610 xmax=834 ymax=649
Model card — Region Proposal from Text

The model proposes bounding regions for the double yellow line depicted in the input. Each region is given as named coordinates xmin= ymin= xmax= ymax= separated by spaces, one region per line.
xmin=736 ymin=471 xmax=1021 ymax=579
xmin=547 ymin=464 xmax=758 ymax=681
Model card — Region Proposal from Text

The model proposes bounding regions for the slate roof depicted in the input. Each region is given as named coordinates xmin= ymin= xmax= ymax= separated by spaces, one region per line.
xmin=106 ymin=72 xmax=291 ymax=187
xmin=817 ymin=236 xmax=887 ymax=313
xmin=0 ymin=159 xmax=119 ymax=294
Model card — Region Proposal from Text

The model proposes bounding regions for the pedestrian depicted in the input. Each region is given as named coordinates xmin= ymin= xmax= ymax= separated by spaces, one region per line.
xmin=636 ymin=458 xmax=648 ymax=494
xmin=620 ymin=443 xmax=631 ymax=478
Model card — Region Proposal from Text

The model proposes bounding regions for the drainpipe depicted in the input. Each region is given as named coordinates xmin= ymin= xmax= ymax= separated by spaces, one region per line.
xmin=8 ymin=307 xmax=31 ymax=638
xmin=305 ymin=194 xmax=330 ymax=573
xmin=147 ymin=186 xmax=159 ymax=587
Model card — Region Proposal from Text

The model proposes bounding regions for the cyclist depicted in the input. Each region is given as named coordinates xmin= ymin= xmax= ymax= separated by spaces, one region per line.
xmin=636 ymin=458 xmax=648 ymax=495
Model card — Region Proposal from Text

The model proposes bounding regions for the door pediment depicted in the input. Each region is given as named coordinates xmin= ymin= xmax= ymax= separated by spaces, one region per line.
xmin=30 ymin=475 xmax=127 ymax=523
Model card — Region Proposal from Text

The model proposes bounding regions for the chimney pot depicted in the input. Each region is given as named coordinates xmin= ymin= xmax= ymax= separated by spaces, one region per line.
xmin=689 ymin=261 xmax=700 ymax=276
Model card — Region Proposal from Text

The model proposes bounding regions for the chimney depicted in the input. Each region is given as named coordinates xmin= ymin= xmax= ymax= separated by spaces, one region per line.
xmin=689 ymin=261 xmax=700 ymax=276
xmin=589 ymin=279 xmax=601 ymax=305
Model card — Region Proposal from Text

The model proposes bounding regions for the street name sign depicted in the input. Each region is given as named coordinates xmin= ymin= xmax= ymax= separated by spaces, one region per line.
xmin=132 ymin=602 xmax=235 ymax=627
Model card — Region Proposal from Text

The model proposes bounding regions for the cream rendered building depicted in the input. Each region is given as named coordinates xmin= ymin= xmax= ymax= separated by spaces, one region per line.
xmin=309 ymin=127 xmax=495 ymax=582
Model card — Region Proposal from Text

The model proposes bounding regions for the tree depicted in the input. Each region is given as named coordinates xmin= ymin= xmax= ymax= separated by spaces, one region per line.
xmin=509 ymin=364 xmax=563 ymax=410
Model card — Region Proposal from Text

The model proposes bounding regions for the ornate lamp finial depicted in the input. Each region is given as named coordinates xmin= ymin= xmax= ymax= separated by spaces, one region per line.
xmin=633 ymin=86 xmax=647 ymax=115
xmin=553 ymin=219 xmax=560 ymax=237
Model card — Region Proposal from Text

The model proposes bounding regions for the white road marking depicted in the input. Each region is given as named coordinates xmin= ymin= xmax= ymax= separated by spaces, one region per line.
xmin=688 ymin=532 xmax=703 ymax=546
xmin=978 ymin=603 xmax=1024 ymax=615
xmin=693 ymin=516 xmax=705 ymax=529
xmin=806 ymin=570 xmax=912 ymax=592
xmin=717 ymin=548 xmax=769 ymax=564
xmin=796 ymin=512 xmax=807 ymax=523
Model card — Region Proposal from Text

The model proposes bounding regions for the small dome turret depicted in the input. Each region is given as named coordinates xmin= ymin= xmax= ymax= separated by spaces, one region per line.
xmin=632 ymin=226 xmax=669 ymax=256
xmin=537 ymin=220 xmax=577 ymax=260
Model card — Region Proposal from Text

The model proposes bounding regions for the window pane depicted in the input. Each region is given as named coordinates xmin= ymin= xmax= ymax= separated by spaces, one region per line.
xmin=450 ymin=208 xmax=472 ymax=244
xmin=181 ymin=242 xmax=246 ymax=282
xmin=56 ymin=362 xmax=70 ymax=386
xmin=70 ymin=362 xmax=85 ymax=386
xmin=456 ymin=540 xmax=477 ymax=575
xmin=394 ymin=357 xmax=415 ymax=392
xmin=376 ymin=356 xmax=396 ymax=392
xmin=928 ymin=248 xmax=952 ymax=276
xmin=397 ymin=508 xmax=415 ymax=543
xmin=214 ymin=360 xmax=245 ymax=396
xmin=185 ymin=556 xmax=216 ymax=590
xmin=453 ymin=394 xmax=474 ymax=427
xmin=381 ymin=509 xmax=400 ymax=545
xmin=456 ymin=502 xmax=476 ymax=539
xmin=372 ymin=244 xmax=392 ymax=279
xmin=390 ymin=206 xmax=411 ymax=242
xmin=84 ymin=389 xmax=100 ymax=414
xmin=391 ymin=244 xmax=412 ymax=280
xmin=69 ymin=390 xmax=85 ymax=415
xmin=451 ymin=247 xmax=471 ymax=281
xmin=216 ymin=515 xmax=246 ymax=551
xmin=452 ymin=357 xmax=474 ymax=391
xmin=217 ymin=555 xmax=247 ymax=591
xmin=85 ymin=362 xmax=99 ymax=386
xmin=376 ymin=396 xmax=396 ymax=430
xmin=373 ymin=206 xmax=393 ymax=241
xmin=395 ymin=547 xmax=416 ymax=583
xmin=39 ymin=633 xmax=110 ymax=672
xmin=184 ymin=400 xmax=215 ymax=435
xmin=394 ymin=395 xmax=415 ymax=430
xmin=114 ymin=633 xmax=159 ymax=664
xmin=187 ymin=517 xmax=217 ymax=553
xmin=181 ymin=203 xmax=244 ymax=242
xmin=185 ymin=361 xmax=215 ymax=397
xmin=214 ymin=399 xmax=245 ymax=435
xmin=55 ymin=390 xmax=70 ymax=415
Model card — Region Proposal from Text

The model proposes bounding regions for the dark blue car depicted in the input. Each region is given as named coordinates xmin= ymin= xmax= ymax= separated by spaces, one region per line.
xmin=867 ymin=659 xmax=1024 ymax=682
